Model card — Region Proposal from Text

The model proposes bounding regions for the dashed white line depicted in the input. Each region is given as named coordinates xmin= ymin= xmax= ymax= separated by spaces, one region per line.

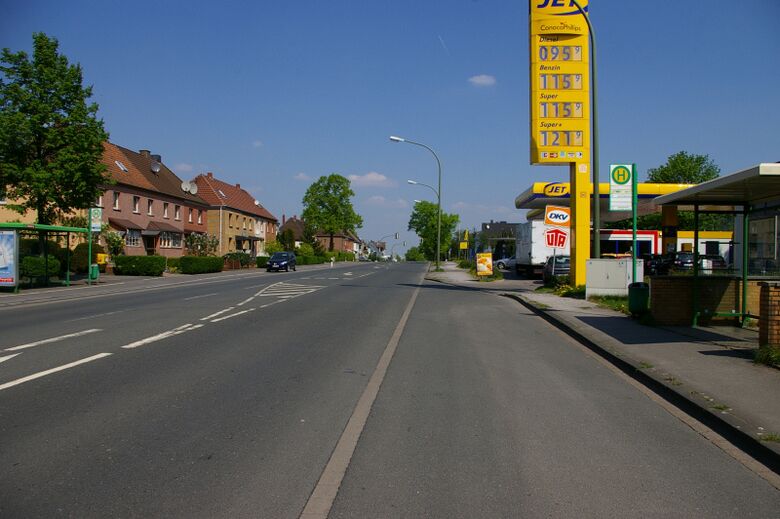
xmin=67 ymin=311 xmax=120 ymax=322
xmin=0 ymin=353 xmax=113 ymax=392
xmin=5 ymin=329 xmax=102 ymax=352
xmin=200 ymin=307 xmax=235 ymax=321
xmin=237 ymin=296 xmax=256 ymax=306
xmin=121 ymin=324 xmax=202 ymax=349
xmin=211 ymin=308 xmax=255 ymax=322
xmin=184 ymin=292 xmax=218 ymax=301
xmin=0 ymin=353 xmax=21 ymax=364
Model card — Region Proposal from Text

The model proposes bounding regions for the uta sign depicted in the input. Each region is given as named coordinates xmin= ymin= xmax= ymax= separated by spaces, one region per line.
xmin=544 ymin=227 xmax=569 ymax=249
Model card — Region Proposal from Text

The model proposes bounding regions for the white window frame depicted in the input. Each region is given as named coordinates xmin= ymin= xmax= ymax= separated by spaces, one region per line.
xmin=147 ymin=199 xmax=154 ymax=216
xmin=113 ymin=192 xmax=120 ymax=210
xmin=188 ymin=208 xmax=193 ymax=223
xmin=132 ymin=196 xmax=140 ymax=213
xmin=126 ymin=229 xmax=142 ymax=247
xmin=163 ymin=202 xmax=169 ymax=218
xmin=197 ymin=210 xmax=202 ymax=224
xmin=174 ymin=205 xmax=181 ymax=221
xmin=160 ymin=231 xmax=183 ymax=249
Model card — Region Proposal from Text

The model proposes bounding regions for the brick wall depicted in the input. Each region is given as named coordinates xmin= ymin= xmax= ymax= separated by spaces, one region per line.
xmin=759 ymin=283 xmax=780 ymax=347
xmin=650 ymin=276 xmax=774 ymax=326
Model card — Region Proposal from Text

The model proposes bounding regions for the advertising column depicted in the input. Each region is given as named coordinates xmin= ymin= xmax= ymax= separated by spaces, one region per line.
xmin=530 ymin=0 xmax=591 ymax=286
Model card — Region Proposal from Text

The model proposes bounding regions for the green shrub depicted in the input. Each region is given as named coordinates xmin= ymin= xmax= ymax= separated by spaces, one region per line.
xmin=71 ymin=243 xmax=105 ymax=273
xmin=20 ymin=255 xmax=61 ymax=278
xmin=296 ymin=243 xmax=314 ymax=257
xmin=755 ymin=345 xmax=780 ymax=368
xmin=458 ymin=258 xmax=474 ymax=269
xmin=256 ymin=256 xmax=269 ymax=268
xmin=166 ymin=257 xmax=181 ymax=273
xmin=180 ymin=255 xmax=224 ymax=274
xmin=223 ymin=251 xmax=252 ymax=267
xmin=113 ymin=255 xmax=166 ymax=276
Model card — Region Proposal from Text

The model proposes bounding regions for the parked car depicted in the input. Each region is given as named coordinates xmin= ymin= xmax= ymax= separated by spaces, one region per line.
xmin=267 ymin=251 xmax=296 ymax=272
xmin=670 ymin=251 xmax=694 ymax=271
xmin=543 ymin=255 xmax=570 ymax=283
xmin=641 ymin=254 xmax=669 ymax=276
xmin=698 ymin=254 xmax=727 ymax=271
xmin=495 ymin=255 xmax=517 ymax=270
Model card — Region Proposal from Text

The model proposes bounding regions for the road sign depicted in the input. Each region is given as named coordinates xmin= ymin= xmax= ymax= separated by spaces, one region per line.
xmin=90 ymin=207 xmax=103 ymax=232
xmin=529 ymin=0 xmax=590 ymax=165
xmin=459 ymin=241 xmax=468 ymax=250
xmin=544 ymin=227 xmax=569 ymax=249
xmin=544 ymin=205 xmax=571 ymax=227
xmin=609 ymin=164 xmax=633 ymax=211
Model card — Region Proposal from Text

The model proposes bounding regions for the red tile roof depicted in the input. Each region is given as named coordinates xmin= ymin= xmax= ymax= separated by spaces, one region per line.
xmin=101 ymin=142 xmax=208 ymax=206
xmin=193 ymin=172 xmax=277 ymax=222
xmin=279 ymin=216 xmax=306 ymax=240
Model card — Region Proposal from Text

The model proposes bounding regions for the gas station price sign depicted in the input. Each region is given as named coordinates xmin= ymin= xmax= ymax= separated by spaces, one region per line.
xmin=529 ymin=1 xmax=590 ymax=165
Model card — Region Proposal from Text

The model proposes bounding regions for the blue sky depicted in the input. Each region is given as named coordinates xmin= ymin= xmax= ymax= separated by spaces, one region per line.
xmin=3 ymin=0 xmax=778 ymax=253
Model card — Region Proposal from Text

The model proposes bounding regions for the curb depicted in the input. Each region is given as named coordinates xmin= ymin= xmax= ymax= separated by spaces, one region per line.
xmin=503 ymin=292 xmax=780 ymax=475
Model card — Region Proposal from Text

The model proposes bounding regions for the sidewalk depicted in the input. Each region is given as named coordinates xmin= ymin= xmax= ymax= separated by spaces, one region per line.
xmin=426 ymin=261 xmax=780 ymax=465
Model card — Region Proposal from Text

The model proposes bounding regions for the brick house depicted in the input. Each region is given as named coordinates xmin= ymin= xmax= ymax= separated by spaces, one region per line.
xmin=100 ymin=143 xmax=209 ymax=257
xmin=278 ymin=215 xmax=306 ymax=249
xmin=315 ymin=230 xmax=362 ymax=255
xmin=193 ymin=172 xmax=277 ymax=257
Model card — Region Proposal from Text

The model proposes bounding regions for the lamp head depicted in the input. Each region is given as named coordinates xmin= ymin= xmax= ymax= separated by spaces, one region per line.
xmin=407 ymin=180 xmax=417 ymax=185
xmin=389 ymin=135 xmax=406 ymax=143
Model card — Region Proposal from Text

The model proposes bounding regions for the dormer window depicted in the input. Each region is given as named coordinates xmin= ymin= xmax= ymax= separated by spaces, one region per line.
xmin=115 ymin=160 xmax=128 ymax=172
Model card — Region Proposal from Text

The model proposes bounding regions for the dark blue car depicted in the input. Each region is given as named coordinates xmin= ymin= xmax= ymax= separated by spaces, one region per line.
xmin=267 ymin=251 xmax=296 ymax=272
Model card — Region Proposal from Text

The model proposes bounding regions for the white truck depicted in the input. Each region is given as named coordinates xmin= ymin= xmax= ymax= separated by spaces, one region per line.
xmin=515 ymin=220 xmax=567 ymax=277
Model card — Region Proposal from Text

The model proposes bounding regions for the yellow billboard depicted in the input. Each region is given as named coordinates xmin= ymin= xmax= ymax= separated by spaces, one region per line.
xmin=476 ymin=253 xmax=493 ymax=276
xmin=529 ymin=0 xmax=590 ymax=165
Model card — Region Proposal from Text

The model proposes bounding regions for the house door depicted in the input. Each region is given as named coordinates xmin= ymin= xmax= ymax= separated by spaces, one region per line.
xmin=143 ymin=235 xmax=156 ymax=255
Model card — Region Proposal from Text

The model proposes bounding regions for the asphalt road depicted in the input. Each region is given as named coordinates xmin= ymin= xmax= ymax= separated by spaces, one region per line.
xmin=1 ymin=262 xmax=778 ymax=517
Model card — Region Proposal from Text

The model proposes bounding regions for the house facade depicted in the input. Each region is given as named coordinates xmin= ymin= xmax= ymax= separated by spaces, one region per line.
xmin=315 ymin=230 xmax=361 ymax=255
xmin=278 ymin=215 xmax=306 ymax=249
xmin=100 ymin=143 xmax=209 ymax=257
xmin=193 ymin=172 xmax=277 ymax=257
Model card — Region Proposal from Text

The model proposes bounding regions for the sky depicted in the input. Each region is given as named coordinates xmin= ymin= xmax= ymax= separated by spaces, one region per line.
xmin=2 ymin=0 xmax=779 ymax=254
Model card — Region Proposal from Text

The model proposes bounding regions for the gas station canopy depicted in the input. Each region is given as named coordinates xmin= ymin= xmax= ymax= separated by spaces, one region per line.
xmin=514 ymin=182 xmax=694 ymax=221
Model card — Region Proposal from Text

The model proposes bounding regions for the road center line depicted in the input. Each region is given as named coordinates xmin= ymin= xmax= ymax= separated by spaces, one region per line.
xmin=211 ymin=308 xmax=255 ymax=322
xmin=0 ymin=353 xmax=113 ymax=392
xmin=5 ymin=328 xmax=102 ymax=352
xmin=184 ymin=292 xmax=218 ymax=301
xmin=0 ymin=353 xmax=21 ymax=364
xmin=201 ymin=307 xmax=235 ymax=321
xmin=237 ymin=296 xmax=255 ymax=306
xmin=300 ymin=279 xmax=423 ymax=519
xmin=121 ymin=324 xmax=198 ymax=349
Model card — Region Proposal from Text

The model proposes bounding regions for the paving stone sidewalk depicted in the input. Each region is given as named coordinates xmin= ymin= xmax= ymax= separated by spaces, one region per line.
xmin=426 ymin=261 xmax=780 ymax=462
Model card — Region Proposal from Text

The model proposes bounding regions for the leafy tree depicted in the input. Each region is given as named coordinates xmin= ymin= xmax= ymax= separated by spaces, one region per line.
xmin=0 ymin=33 xmax=109 ymax=225
xmin=301 ymin=174 xmax=363 ymax=251
xmin=103 ymin=231 xmax=125 ymax=259
xmin=296 ymin=242 xmax=314 ymax=257
xmin=303 ymin=223 xmax=325 ymax=255
xmin=185 ymin=233 xmax=219 ymax=256
xmin=647 ymin=151 xmax=719 ymax=184
xmin=405 ymin=246 xmax=426 ymax=261
xmin=278 ymin=227 xmax=295 ymax=251
xmin=407 ymin=200 xmax=459 ymax=261
xmin=265 ymin=239 xmax=284 ymax=254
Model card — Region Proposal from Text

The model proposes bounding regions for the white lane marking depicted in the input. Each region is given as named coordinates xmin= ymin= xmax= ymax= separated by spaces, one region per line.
xmin=237 ymin=296 xmax=255 ymax=306
xmin=211 ymin=308 xmax=255 ymax=322
xmin=200 ymin=307 xmax=235 ymax=321
xmin=184 ymin=292 xmax=218 ymax=301
xmin=0 ymin=353 xmax=113 ymax=392
xmin=344 ymin=272 xmax=353 ymax=276
xmin=66 ymin=311 xmax=120 ymax=322
xmin=121 ymin=324 xmax=202 ymax=349
xmin=0 ymin=353 xmax=21 ymax=364
xmin=300 ymin=276 xmax=424 ymax=519
xmin=5 ymin=329 xmax=102 ymax=352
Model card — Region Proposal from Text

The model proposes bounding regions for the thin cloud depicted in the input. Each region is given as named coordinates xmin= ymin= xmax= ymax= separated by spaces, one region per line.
xmin=348 ymin=171 xmax=396 ymax=188
xmin=294 ymin=172 xmax=311 ymax=181
xmin=252 ymin=140 xmax=264 ymax=148
xmin=438 ymin=34 xmax=451 ymax=56
xmin=468 ymin=74 xmax=496 ymax=87
xmin=174 ymin=163 xmax=194 ymax=173
xmin=365 ymin=195 xmax=408 ymax=209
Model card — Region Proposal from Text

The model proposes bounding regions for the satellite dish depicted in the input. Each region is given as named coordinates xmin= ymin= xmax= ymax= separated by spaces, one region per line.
xmin=151 ymin=161 xmax=161 ymax=173
xmin=181 ymin=181 xmax=190 ymax=193
xmin=188 ymin=181 xmax=198 ymax=195
xmin=254 ymin=200 xmax=260 ymax=206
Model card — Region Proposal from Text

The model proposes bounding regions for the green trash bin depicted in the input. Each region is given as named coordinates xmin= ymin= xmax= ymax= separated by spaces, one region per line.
xmin=89 ymin=263 xmax=100 ymax=281
xmin=628 ymin=282 xmax=649 ymax=315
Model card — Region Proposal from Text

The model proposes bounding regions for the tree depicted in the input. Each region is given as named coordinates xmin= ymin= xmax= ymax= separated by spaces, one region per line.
xmin=647 ymin=151 xmax=719 ymax=184
xmin=278 ymin=228 xmax=295 ymax=251
xmin=185 ymin=233 xmax=219 ymax=256
xmin=0 ymin=33 xmax=109 ymax=225
xmin=301 ymin=174 xmax=363 ymax=251
xmin=407 ymin=200 xmax=459 ymax=261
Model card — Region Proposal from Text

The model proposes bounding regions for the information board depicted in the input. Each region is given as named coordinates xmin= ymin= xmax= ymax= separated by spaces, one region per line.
xmin=0 ymin=230 xmax=18 ymax=287
xmin=529 ymin=1 xmax=590 ymax=165
xmin=609 ymin=164 xmax=633 ymax=211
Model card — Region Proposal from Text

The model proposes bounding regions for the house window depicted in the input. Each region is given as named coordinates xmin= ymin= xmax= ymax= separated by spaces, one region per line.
xmin=160 ymin=231 xmax=182 ymax=248
xmin=188 ymin=208 xmax=193 ymax=223
xmin=229 ymin=214 xmax=233 ymax=228
xmin=242 ymin=217 xmax=246 ymax=230
xmin=126 ymin=229 xmax=141 ymax=247
xmin=96 ymin=195 xmax=103 ymax=207
xmin=132 ymin=196 xmax=140 ymax=213
xmin=174 ymin=205 xmax=181 ymax=220
xmin=113 ymin=192 xmax=120 ymax=210
xmin=163 ymin=202 xmax=169 ymax=218
xmin=197 ymin=210 xmax=202 ymax=224
xmin=147 ymin=200 xmax=154 ymax=216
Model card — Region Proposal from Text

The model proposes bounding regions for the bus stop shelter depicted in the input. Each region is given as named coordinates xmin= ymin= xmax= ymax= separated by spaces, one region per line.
xmin=654 ymin=163 xmax=780 ymax=326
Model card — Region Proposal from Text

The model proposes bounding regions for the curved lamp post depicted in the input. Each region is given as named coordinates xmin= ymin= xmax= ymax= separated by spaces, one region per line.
xmin=376 ymin=232 xmax=399 ymax=259
xmin=391 ymin=135 xmax=442 ymax=270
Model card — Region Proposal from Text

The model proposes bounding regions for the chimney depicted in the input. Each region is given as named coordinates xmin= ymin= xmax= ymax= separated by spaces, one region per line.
xmin=236 ymin=183 xmax=240 ymax=189
xmin=282 ymin=214 xmax=286 ymax=225
xmin=151 ymin=154 xmax=161 ymax=163
xmin=139 ymin=149 xmax=150 ymax=157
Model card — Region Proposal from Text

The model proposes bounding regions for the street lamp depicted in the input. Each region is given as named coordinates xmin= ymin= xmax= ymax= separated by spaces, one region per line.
xmin=391 ymin=136 xmax=442 ymax=270
xmin=376 ymin=232 xmax=399 ymax=260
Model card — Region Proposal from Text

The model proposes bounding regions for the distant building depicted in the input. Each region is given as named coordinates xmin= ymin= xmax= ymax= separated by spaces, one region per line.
xmin=480 ymin=220 xmax=519 ymax=258
xmin=193 ymin=172 xmax=278 ymax=257
xmin=278 ymin=215 xmax=306 ymax=249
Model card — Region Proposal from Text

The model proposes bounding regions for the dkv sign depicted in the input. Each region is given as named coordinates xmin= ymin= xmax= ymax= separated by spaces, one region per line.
xmin=544 ymin=205 xmax=570 ymax=227
xmin=544 ymin=227 xmax=569 ymax=249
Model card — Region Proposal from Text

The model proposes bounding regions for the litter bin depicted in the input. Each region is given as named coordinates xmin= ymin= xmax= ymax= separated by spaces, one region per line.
xmin=628 ymin=282 xmax=649 ymax=315
xmin=89 ymin=263 xmax=100 ymax=281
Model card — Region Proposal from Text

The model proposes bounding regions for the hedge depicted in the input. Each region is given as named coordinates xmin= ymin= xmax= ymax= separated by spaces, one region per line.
xmin=256 ymin=256 xmax=269 ymax=268
xmin=20 ymin=255 xmax=61 ymax=278
xmin=180 ymin=256 xmax=224 ymax=274
xmin=223 ymin=251 xmax=253 ymax=267
xmin=166 ymin=257 xmax=181 ymax=272
xmin=114 ymin=255 xmax=166 ymax=276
